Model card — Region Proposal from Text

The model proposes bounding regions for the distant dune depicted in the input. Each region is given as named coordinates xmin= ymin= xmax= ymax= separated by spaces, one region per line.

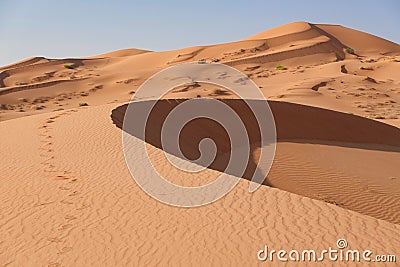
xmin=1 ymin=22 xmax=399 ymax=124
xmin=0 ymin=22 xmax=399 ymax=266
xmin=89 ymin=48 xmax=152 ymax=58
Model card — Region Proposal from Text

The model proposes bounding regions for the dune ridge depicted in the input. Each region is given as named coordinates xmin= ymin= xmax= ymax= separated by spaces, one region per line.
xmin=0 ymin=56 xmax=50 ymax=71
xmin=89 ymin=48 xmax=152 ymax=58
xmin=0 ymin=78 xmax=88 ymax=96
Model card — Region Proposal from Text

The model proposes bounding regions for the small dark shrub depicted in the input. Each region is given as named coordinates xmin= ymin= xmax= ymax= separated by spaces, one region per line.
xmin=64 ymin=64 xmax=74 ymax=69
xmin=276 ymin=65 xmax=287 ymax=70
xmin=345 ymin=47 xmax=355 ymax=55
xmin=213 ymin=89 xmax=225 ymax=95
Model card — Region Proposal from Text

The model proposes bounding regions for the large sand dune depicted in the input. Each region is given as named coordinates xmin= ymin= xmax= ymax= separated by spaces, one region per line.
xmin=112 ymin=99 xmax=400 ymax=224
xmin=1 ymin=103 xmax=399 ymax=266
xmin=0 ymin=22 xmax=399 ymax=266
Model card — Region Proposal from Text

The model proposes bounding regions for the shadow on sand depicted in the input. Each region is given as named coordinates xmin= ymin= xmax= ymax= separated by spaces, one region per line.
xmin=111 ymin=99 xmax=400 ymax=185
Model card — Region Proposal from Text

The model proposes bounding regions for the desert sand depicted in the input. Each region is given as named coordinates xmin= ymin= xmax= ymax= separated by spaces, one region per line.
xmin=0 ymin=22 xmax=399 ymax=266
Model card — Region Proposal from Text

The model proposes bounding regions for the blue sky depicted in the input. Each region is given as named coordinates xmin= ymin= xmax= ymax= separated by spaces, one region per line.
xmin=1 ymin=0 xmax=399 ymax=66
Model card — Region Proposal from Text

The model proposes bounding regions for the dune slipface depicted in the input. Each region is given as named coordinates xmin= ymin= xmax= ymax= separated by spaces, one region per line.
xmin=0 ymin=22 xmax=399 ymax=266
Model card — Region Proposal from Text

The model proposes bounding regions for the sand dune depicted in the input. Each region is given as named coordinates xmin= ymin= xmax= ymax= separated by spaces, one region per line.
xmin=0 ymin=56 xmax=50 ymax=71
xmin=316 ymin=24 xmax=400 ymax=54
xmin=89 ymin=48 xmax=152 ymax=58
xmin=1 ymin=103 xmax=400 ymax=266
xmin=244 ymin=21 xmax=314 ymax=40
xmin=0 ymin=22 xmax=399 ymax=265
xmin=1 ymin=22 xmax=399 ymax=125
xmin=112 ymin=99 xmax=400 ymax=223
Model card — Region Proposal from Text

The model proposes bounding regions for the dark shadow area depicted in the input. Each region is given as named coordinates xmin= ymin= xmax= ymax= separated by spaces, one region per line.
xmin=0 ymin=71 xmax=10 ymax=88
xmin=111 ymin=99 xmax=400 ymax=185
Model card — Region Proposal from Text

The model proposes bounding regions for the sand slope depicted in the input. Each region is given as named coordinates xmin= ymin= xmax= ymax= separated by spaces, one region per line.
xmin=1 ymin=104 xmax=399 ymax=266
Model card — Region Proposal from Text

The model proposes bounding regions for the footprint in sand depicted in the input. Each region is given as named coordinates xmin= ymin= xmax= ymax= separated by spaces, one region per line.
xmin=76 ymin=203 xmax=90 ymax=210
xmin=33 ymin=201 xmax=55 ymax=207
xmin=64 ymin=215 xmax=77 ymax=221
xmin=58 ymin=224 xmax=73 ymax=231
xmin=59 ymin=186 xmax=71 ymax=191
xmin=47 ymin=237 xmax=63 ymax=243
xmin=49 ymin=175 xmax=70 ymax=181
xmin=68 ymin=191 xmax=79 ymax=197
xmin=60 ymin=199 xmax=74 ymax=205
xmin=40 ymin=156 xmax=54 ymax=162
xmin=57 ymin=247 xmax=73 ymax=255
